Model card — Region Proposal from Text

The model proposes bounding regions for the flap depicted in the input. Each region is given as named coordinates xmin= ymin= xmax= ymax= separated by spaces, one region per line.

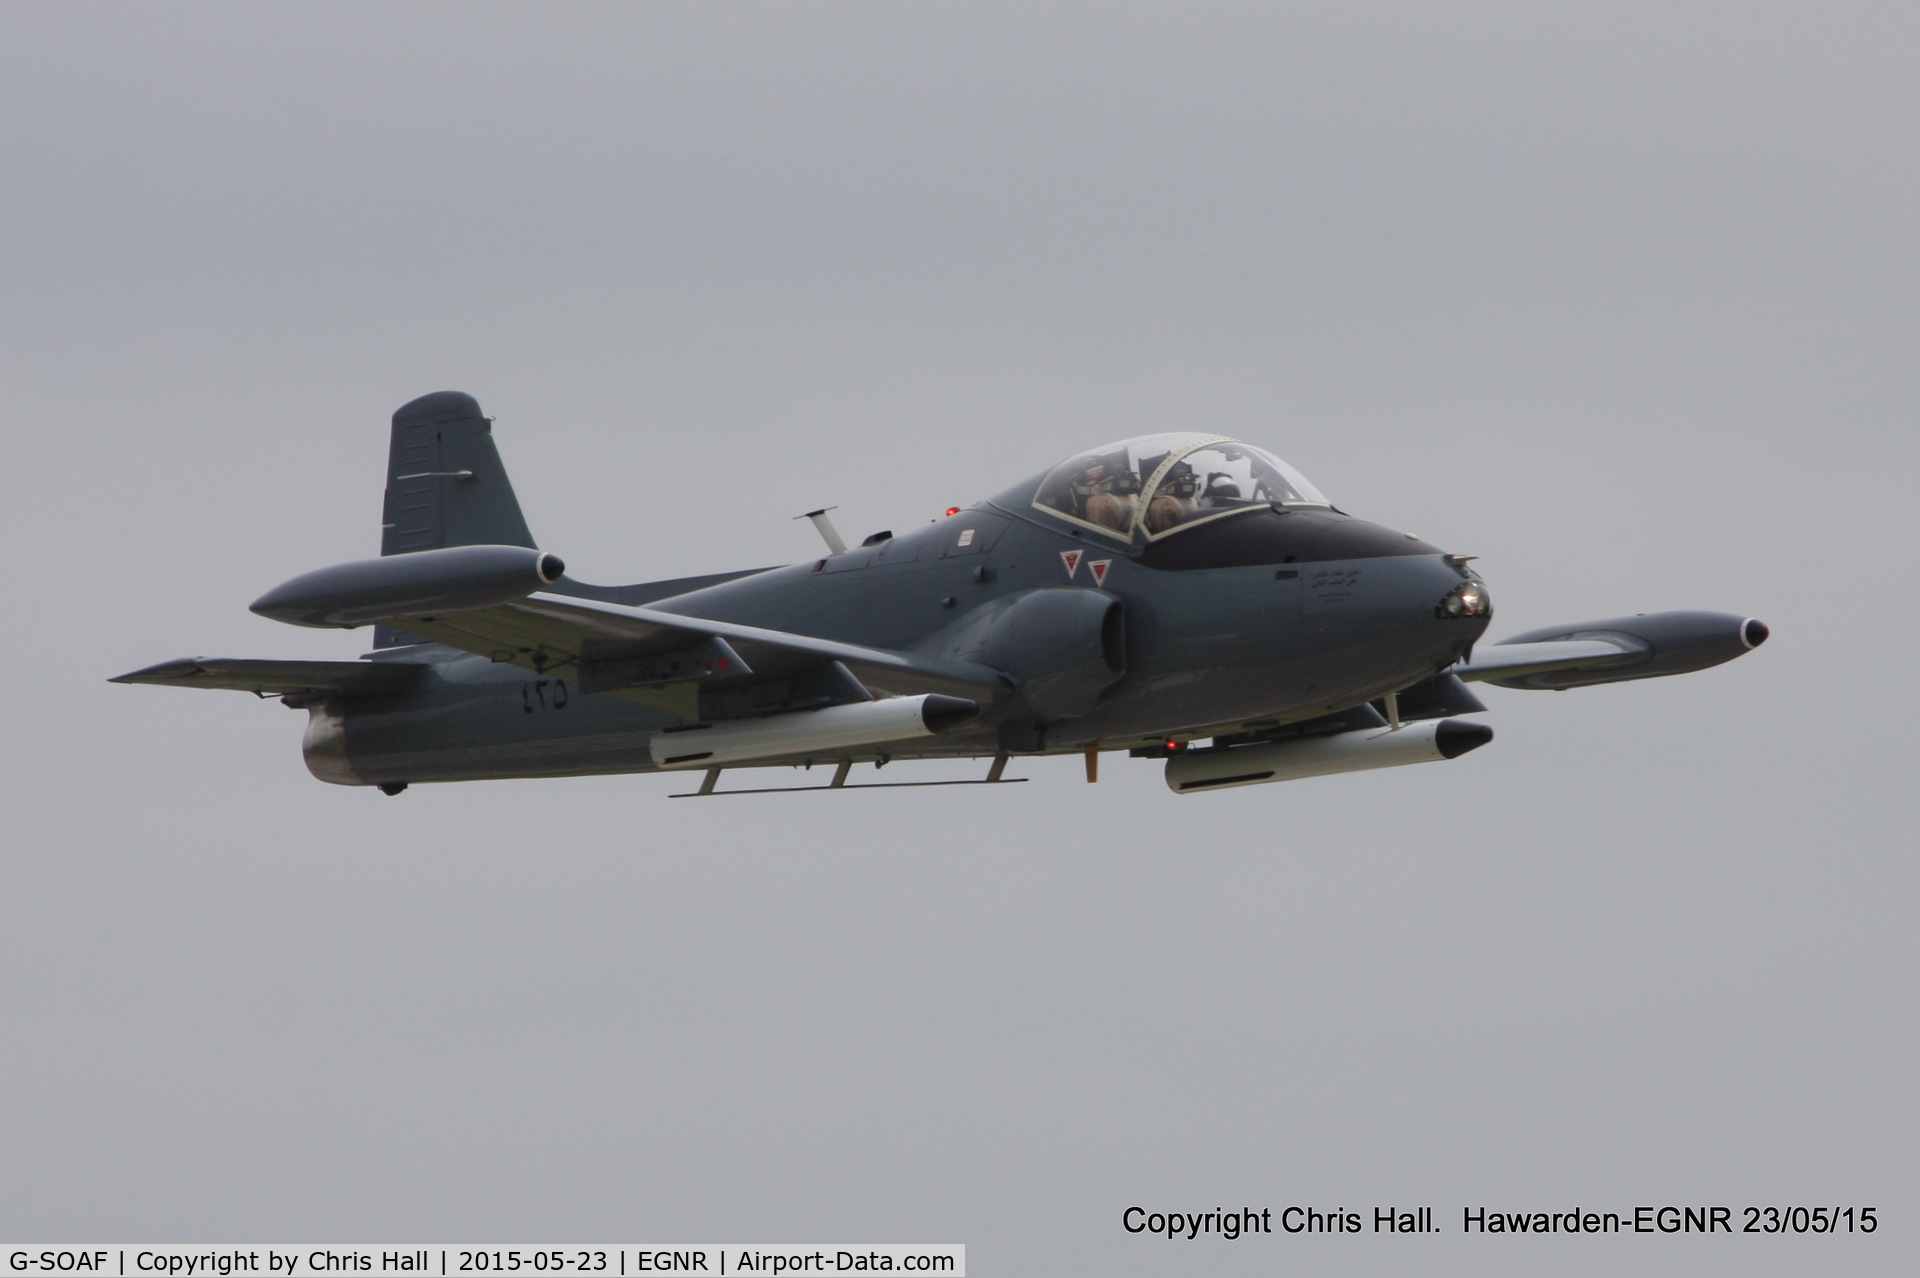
xmin=1452 ymin=637 xmax=1647 ymax=684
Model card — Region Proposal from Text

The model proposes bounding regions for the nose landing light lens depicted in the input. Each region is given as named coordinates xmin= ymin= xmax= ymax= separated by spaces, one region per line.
xmin=1437 ymin=581 xmax=1491 ymax=620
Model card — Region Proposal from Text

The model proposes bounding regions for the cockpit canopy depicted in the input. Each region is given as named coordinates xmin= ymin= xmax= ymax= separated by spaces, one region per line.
xmin=1029 ymin=433 xmax=1330 ymax=542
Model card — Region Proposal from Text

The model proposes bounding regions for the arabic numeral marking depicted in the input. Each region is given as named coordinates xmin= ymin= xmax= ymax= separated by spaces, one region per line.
xmin=522 ymin=679 xmax=571 ymax=712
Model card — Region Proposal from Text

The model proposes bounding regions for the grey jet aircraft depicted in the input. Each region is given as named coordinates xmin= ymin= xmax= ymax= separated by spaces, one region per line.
xmin=114 ymin=391 xmax=1768 ymax=796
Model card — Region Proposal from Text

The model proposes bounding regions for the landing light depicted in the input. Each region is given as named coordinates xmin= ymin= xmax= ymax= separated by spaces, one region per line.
xmin=1437 ymin=581 xmax=1491 ymax=619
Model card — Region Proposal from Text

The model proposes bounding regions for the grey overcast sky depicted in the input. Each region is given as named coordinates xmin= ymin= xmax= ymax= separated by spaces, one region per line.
xmin=2 ymin=3 xmax=1914 ymax=1274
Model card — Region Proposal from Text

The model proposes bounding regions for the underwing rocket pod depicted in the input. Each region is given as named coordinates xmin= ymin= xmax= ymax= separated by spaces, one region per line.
xmin=1164 ymin=719 xmax=1493 ymax=793
xmin=650 ymin=695 xmax=980 ymax=768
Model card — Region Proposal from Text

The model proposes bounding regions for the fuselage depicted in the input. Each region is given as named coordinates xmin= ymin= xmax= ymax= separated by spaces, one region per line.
xmin=115 ymin=396 xmax=1763 ymax=795
xmin=315 ymin=497 xmax=1491 ymax=787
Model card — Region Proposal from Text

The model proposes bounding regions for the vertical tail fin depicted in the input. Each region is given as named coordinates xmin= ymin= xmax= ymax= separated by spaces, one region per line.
xmin=377 ymin=391 xmax=536 ymax=649
xmin=380 ymin=391 xmax=535 ymax=555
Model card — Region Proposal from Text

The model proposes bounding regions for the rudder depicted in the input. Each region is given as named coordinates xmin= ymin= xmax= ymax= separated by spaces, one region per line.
xmin=380 ymin=391 xmax=535 ymax=555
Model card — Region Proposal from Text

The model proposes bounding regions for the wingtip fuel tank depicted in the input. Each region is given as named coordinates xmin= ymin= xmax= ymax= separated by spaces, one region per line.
xmin=250 ymin=544 xmax=564 ymax=628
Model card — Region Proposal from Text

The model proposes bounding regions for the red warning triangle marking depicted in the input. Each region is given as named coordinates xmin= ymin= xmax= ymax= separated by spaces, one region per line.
xmin=1089 ymin=558 xmax=1112 ymax=587
xmin=1059 ymin=549 xmax=1083 ymax=578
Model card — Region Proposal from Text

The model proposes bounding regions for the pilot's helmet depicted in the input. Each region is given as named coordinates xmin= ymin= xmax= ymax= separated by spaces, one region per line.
xmin=1076 ymin=462 xmax=1139 ymax=495
xmin=1157 ymin=461 xmax=1198 ymax=497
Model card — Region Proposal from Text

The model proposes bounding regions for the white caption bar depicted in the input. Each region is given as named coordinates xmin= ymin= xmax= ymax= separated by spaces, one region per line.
xmin=3 ymin=1249 xmax=963 ymax=1278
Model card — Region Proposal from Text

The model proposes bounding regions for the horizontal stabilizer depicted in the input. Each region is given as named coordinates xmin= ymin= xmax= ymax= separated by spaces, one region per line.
xmin=109 ymin=658 xmax=424 ymax=701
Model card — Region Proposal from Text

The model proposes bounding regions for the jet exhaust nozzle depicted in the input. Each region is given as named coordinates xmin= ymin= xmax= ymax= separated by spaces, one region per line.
xmin=650 ymin=695 xmax=980 ymax=769
xmin=301 ymin=704 xmax=364 ymax=786
xmin=1165 ymin=717 xmax=1492 ymax=794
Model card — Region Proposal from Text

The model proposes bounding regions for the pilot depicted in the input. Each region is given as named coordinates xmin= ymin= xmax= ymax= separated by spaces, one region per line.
xmin=1204 ymin=472 xmax=1244 ymax=503
xmin=1145 ymin=462 xmax=1199 ymax=533
xmin=1086 ymin=491 xmax=1133 ymax=531
xmin=1076 ymin=462 xmax=1140 ymax=532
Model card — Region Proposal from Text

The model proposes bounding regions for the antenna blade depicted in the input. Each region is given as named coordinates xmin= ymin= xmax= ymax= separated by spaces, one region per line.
xmin=796 ymin=507 xmax=848 ymax=555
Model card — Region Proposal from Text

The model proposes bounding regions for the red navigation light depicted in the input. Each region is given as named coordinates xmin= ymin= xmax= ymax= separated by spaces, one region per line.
xmin=945 ymin=507 xmax=962 ymax=517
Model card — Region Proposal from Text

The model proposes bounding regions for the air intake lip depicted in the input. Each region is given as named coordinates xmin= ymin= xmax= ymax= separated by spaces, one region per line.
xmin=537 ymin=553 xmax=567 ymax=583
xmin=1742 ymin=618 xmax=1770 ymax=649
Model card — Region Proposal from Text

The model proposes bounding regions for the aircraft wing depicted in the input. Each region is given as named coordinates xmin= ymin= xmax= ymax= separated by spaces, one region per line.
xmin=1452 ymin=638 xmax=1645 ymax=684
xmin=390 ymin=592 xmax=1013 ymax=703
xmin=109 ymin=657 xmax=425 ymax=700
